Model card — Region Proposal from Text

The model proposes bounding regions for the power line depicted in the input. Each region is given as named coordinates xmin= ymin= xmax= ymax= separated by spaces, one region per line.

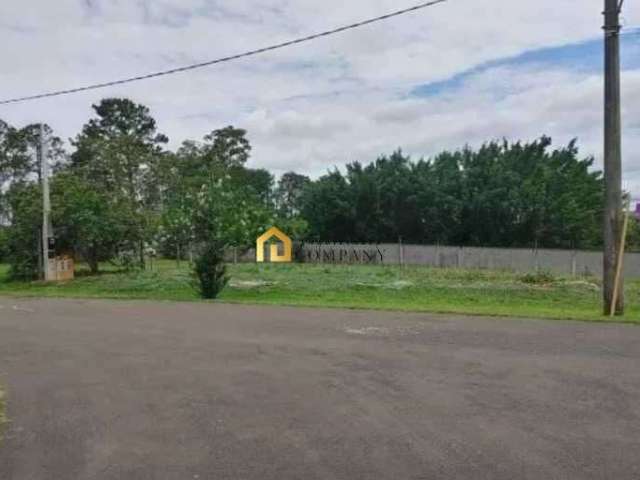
xmin=0 ymin=0 xmax=447 ymax=106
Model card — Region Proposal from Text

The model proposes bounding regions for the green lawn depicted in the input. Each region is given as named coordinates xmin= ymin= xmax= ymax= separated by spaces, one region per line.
xmin=0 ymin=261 xmax=638 ymax=323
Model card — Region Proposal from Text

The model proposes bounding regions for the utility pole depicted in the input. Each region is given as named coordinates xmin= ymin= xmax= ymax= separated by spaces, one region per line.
xmin=40 ymin=124 xmax=53 ymax=282
xmin=603 ymin=0 xmax=624 ymax=315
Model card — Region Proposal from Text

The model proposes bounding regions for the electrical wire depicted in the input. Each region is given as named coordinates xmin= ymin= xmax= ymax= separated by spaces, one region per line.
xmin=0 ymin=0 xmax=447 ymax=106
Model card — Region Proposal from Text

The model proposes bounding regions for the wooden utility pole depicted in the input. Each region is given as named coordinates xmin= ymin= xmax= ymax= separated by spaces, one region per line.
xmin=603 ymin=0 xmax=624 ymax=315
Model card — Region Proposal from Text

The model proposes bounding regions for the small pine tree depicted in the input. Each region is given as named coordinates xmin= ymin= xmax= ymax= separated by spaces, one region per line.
xmin=192 ymin=240 xmax=229 ymax=299
xmin=191 ymin=178 xmax=231 ymax=300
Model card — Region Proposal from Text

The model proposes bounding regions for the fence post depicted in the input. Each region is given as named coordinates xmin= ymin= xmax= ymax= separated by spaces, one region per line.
xmin=398 ymin=237 xmax=404 ymax=268
xmin=571 ymin=250 xmax=577 ymax=277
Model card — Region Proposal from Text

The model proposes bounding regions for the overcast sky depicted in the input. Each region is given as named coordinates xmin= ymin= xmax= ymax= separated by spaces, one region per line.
xmin=1 ymin=0 xmax=639 ymax=196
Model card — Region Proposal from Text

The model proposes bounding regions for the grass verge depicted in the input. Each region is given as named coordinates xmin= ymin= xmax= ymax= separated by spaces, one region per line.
xmin=0 ymin=261 xmax=638 ymax=324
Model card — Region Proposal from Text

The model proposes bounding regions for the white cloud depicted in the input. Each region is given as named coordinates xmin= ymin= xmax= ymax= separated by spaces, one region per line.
xmin=1 ymin=0 xmax=639 ymax=195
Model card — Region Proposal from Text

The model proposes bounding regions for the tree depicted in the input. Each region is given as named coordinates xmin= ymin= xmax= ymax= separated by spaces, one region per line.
xmin=275 ymin=172 xmax=310 ymax=219
xmin=0 ymin=120 xmax=15 ymax=189
xmin=0 ymin=121 xmax=66 ymax=280
xmin=4 ymin=182 xmax=41 ymax=280
xmin=0 ymin=122 xmax=64 ymax=184
xmin=197 ymin=174 xmax=274 ymax=249
xmin=297 ymin=137 xmax=603 ymax=248
xmin=157 ymin=128 xmax=271 ymax=257
xmin=0 ymin=121 xmax=64 ymax=222
xmin=202 ymin=126 xmax=251 ymax=169
xmin=141 ymin=125 xmax=271 ymax=295
xmin=0 ymin=119 xmax=15 ymax=223
xmin=51 ymin=173 xmax=126 ymax=274
xmin=192 ymin=240 xmax=228 ymax=299
xmin=190 ymin=179 xmax=230 ymax=299
xmin=0 ymin=225 xmax=8 ymax=262
xmin=301 ymin=170 xmax=354 ymax=242
xmin=159 ymin=201 xmax=196 ymax=262
xmin=71 ymin=98 xmax=167 ymax=198
xmin=154 ymin=150 xmax=198 ymax=261
xmin=347 ymin=151 xmax=420 ymax=242
xmin=627 ymin=214 xmax=640 ymax=252
xmin=69 ymin=98 xmax=168 ymax=268
xmin=230 ymin=167 xmax=274 ymax=207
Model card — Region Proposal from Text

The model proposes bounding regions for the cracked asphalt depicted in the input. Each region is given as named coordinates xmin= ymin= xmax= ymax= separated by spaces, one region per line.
xmin=0 ymin=298 xmax=639 ymax=479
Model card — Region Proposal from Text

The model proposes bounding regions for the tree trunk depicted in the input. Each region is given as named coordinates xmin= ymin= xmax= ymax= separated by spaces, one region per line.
xmin=139 ymin=240 xmax=145 ymax=270
xmin=88 ymin=250 xmax=99 ymax=275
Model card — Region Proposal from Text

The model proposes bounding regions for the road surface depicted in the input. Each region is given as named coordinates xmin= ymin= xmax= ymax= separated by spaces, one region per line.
xmin=0 ymin=298 xmax=639 ymax=479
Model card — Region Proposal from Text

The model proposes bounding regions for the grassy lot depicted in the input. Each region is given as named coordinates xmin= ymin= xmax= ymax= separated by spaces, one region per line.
xmin=0 ymin=261 xmax=638 ymax=323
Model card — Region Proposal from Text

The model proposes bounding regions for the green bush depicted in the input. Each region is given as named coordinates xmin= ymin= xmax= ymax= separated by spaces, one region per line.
xmin=520 ymin=270 xmax=556 ymax=285
xmin=192 ymin=242 xmax=229 ymax=299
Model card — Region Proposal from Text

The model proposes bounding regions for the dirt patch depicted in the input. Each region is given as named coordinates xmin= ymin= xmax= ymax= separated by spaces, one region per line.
xmin=229 ymin=280 xmax=276 ymax=289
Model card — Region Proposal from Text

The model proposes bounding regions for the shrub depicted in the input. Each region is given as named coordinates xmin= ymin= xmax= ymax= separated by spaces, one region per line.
xmin=192 ymin=241 xmax=229 ymax=299
xmin=520 ymin=270 xmax=556 ymax=285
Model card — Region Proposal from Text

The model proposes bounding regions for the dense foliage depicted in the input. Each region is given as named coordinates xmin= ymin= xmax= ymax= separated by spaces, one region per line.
xmin=301 ymin=138 xmax=605 ymax=249
xmin=0 ymin=97 xmax=625 ymax=285
xmin=4 ymin=183 xmax=42 ymax=280
xmin=628 ymin=214 xmax=640 ymax=252
xmin=0 ymin=226 xmax=8 ymax=262
xmin=0 ymin=99 xmax=273 ymax=284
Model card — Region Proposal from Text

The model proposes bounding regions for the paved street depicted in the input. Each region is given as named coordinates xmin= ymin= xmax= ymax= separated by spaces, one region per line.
xmin=0 ymin=298 xmax=639 ymax=479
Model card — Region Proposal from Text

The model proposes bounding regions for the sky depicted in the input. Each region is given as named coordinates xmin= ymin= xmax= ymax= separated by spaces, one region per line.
xmin=1 ymin=0 xmax=639 ymax=198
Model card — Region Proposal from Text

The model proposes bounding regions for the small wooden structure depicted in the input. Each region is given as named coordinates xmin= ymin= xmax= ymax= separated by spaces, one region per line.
xmin=46 ymin=254 xmax=75 ymax=282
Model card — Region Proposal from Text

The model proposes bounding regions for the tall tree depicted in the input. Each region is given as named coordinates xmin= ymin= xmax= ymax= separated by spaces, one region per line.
xmin=275 ymin=172 xmax=310 ymax=219
xmin=202 ymin=126 xmax=251 ymax=170
xmin=70 ymin=98 xmax=167 ymax=200
xmin=4 ymin=182 xmax=41 ymax=280
xmin=230 ymin=167 xmax=274 ymax=207
xmin=301 ymin=170 xmax=354 ymax=242
xmin=0 ymin=121 xmax=64 ymax=222
xmin=69 ymin=98 xmax=168 ymax=267
xmin=158 ymin=127 xmax=273 ymax=256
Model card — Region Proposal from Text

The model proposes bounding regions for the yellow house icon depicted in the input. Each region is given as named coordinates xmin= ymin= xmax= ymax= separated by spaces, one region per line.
xmin=256 ymin=227 xmax=293 ymax=263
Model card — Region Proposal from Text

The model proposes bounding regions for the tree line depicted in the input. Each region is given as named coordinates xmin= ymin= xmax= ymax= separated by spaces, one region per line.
xmin=0 ymin=97 xmax=637 ymax=288
xmin=300 ymin=139 xmax=605 ymax=248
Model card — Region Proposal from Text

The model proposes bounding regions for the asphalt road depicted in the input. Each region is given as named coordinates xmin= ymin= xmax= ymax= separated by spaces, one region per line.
xmin=0 ymin=298 xmax=639 ymax=479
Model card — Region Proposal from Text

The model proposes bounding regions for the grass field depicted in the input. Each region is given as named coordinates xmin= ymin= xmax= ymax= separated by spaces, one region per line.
xmin=0 ymin=260 xmax=638 ymax=323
